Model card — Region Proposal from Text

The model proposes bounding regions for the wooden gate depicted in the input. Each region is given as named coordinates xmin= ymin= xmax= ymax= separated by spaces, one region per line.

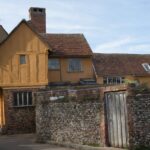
xmin=105 ymin=91 xmax=128 ymax=148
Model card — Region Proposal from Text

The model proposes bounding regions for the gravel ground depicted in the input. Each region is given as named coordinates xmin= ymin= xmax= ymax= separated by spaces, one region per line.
xmin=0 ymin=134 xmax=74 ymax=150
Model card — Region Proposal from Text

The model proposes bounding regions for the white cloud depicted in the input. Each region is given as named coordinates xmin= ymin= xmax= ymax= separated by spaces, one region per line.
xmin=128 ymin=44 xmax=150 ymax=51
xmin=47 ymin=24 xmax=104 ymax=33
xmin=1 ymin=0 xmax=150 ymax=55
xmin=94 ymin=36 xmax=135 ymax=53
xmin=94 ymin=36 xmax=150 ymax=54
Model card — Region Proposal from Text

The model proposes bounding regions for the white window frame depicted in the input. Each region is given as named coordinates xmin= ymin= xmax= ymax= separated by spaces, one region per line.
xmin=13 ymin=92 xmax=33 ymax=107
xmin=142 ymin=63 xmax=150 ymax=72
xmin=104 ymin=76 xmax=124 ymax=85
xmin=68 ymin=58 xmax=82 ymax=72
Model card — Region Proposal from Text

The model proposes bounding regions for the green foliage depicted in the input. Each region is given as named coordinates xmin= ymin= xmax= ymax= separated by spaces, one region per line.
xmin=133 ymin=83 xmax=150 ymax=94
xmin=125 ymin=79 xmax=139 ymax=85
xmin=134 ymin=145 xmax=150 ymax=150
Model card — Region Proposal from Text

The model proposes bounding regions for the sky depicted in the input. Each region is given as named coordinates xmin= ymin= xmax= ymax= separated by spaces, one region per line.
xmin=0 ymin=0 xmax=150 ymax=54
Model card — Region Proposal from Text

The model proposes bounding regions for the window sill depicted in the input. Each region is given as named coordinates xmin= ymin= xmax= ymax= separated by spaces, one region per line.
xmin=20 ymin=64 xmax=27 ymax=66
xmin=67 ymin=70 xmax=83 ymax=73
xmin=103 ymin=83 xmax=125 ymax=85
xmin=48 ymin=69 xmax=60 ymax=71
xmin=12 ymin=105 xmax=35 ymax=108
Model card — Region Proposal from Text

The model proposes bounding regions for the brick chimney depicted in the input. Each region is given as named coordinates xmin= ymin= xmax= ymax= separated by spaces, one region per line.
xmin=29 ymin=7 xmax=46 ymax=33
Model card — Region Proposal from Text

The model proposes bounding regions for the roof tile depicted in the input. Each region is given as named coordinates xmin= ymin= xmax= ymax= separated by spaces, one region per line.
xmin=41 ymin=33 xmax=93 ymax=57
xmin=27 ymin=21 xmax=92 ymax=57
xmin=93 ymin=53 xmax=150 ymax=76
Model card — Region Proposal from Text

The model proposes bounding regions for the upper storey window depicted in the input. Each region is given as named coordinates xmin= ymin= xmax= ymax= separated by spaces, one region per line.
xmin=68 ymin=59 xmax=82 ymax=72
xmin=48 ymin=59 xmax=60 ymax=70
xmin=20 ymin=55 xmax=26 ymax=64
xmin=142 ymin=63 xmax=150 ymax=72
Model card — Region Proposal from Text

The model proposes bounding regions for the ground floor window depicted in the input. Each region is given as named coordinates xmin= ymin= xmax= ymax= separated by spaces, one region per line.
xmin=103 ymin=76 xmax=125 ymax=85
xmin=13 ymin=91 xmax=33 ymax=107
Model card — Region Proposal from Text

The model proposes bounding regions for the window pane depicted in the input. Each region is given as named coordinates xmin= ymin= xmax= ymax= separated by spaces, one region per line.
xmin=19 ymin=93 xmax=22 ymax=105
xmin=48 ymin=59 xmax=60 ymax=69
xmin=24 ymin=92 xmax=27 ymax=106
xmin=20 ymin=55 xmax=26 ymax=64
xmin=142 ymin=63 xmax=150 ymax=72
xmin=103 ymin=77 xmax=107 ymax=84
xmin=68 ymin=59 xmax=82 ymax=72
xmin=113 ymin=77 xmax=116 ymax=84
xmin=13 ymin=92 xmax=18 ymax=106
xmin=104 ymin=77 xmax=124 ymax=85
xmin=28 ymin=92 xmax=32 ymax=105
xmin=108 ymin=77 xmax=113 ymax=84
xmin=13 ymin=91 xmax=33 ymax=107
xmin=116 ymin=77 xmax=121 ymax=83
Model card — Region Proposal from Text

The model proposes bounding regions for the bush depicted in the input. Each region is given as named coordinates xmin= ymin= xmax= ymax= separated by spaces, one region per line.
xmin=133 ymin=83 xmax=150 ymax=94
xmin=134 ymin=145 xmax=150 ymax=150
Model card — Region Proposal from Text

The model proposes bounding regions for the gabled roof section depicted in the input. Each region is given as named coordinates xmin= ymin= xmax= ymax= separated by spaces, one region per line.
xmin=0 ymin=19 xmax=51 ymax=50
xmin=27 ymin=21 xmax=92 ymax=57
xmin=0 ymin=25 xmax=8 ymax=43
xmin=39 ymin=33 xmax=93 ymax=57
xmin=93 ymin=53 xmax=150 ymax=77
xmin=0 ymin=19 xmax=92 ymax=57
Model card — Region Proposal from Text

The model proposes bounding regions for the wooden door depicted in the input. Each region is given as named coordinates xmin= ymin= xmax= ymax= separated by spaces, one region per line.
xmin=105 ymin=91 xmax=128 ymax=148
xmin=0 ymin=89 xmax=5 ymax=130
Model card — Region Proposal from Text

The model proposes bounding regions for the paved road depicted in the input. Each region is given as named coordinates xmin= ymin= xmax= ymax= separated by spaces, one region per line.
xmin=0 ymin=134 xmax=74 ymax=150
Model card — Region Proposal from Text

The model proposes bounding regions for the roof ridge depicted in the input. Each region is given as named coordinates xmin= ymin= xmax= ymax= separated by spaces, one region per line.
xmin=0 ymin=25 xmax=8 ymax=35
xmin=94 ymin=53 xmax=150 ymax=56
xmin=0 ymin=19 xmax=51 ymax=50
xmin=93 ymin=53 xmax=150 ymax=77
xmin=45 ymin=33 xmax=84 ymax=36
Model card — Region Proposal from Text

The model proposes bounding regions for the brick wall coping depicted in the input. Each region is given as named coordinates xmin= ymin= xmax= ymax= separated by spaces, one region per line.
xmin=35 ymin=87 xmax=100 ymax=94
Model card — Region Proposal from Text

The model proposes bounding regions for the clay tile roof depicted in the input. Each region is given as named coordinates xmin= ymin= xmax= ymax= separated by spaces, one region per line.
xmin=27 ymin=21 xmax=92 ymax=57
xmin=40 ymin=33 xmax=93 ymax=57
xmin=93 ymin=53 xmax=150 ymax=77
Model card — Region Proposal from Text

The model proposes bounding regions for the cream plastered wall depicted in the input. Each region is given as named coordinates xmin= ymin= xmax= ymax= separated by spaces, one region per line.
xmin=0 ymin=22 xmax=49 ymax=87
xmin=48 ymin=58 xmax=94 ymax=83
